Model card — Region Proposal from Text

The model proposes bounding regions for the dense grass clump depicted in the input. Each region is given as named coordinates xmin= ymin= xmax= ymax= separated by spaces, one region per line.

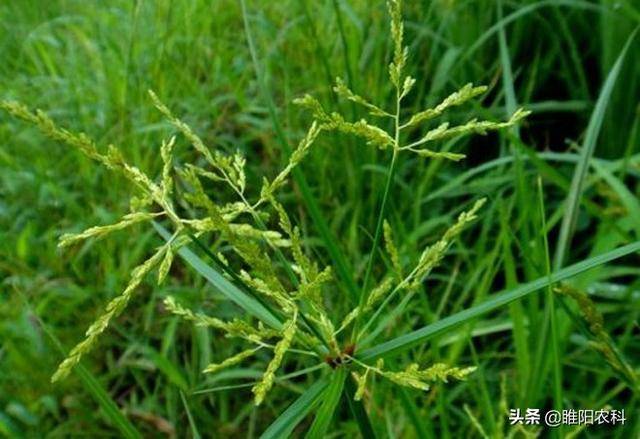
xmin=1 ymin=0 xmax=639 ymax=437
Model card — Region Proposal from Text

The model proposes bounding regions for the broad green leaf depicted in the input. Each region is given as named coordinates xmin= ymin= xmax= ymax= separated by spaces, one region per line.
xmin=0 ymin=411 xmax=20 ymax=437
xmin=357 ymin=241 xmax=640 ymax=361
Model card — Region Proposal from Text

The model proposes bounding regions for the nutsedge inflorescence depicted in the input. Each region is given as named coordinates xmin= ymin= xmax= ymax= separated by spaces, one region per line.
xmin=0 ymin=0 xmax=530 ymax=408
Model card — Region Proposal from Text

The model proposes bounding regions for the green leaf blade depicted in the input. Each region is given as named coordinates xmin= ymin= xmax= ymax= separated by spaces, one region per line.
xmin=357 ymin=241 xmax=640 ymax=361
xmin=554 ymin=28 xmax=638 ymax=269
xmin=153 ymin=222 xmax=282 ymax=330
xmin=76 ymin=365 xmax=142 ymax=439
xmin=260 ymin=376 xmax=330 ymax=439
xmin=305 ymin=368 xmax=347 ymax=439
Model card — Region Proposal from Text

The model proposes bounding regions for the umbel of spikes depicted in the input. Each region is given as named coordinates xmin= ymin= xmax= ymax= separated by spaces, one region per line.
xmin=295 ymin=0 xmax=529 ymax=343
xmin=295 ymin=2 xmax=529 ymax=161
xmin=0 ymin=0 xmax=528 ymax=405
xmin=1 ymin=93 xmax=333 ymax=405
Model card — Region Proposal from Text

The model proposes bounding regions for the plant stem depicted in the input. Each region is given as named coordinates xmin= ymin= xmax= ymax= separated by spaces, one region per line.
xmin=360 ymin=149 xmax=398 ymax=299
xmin=538 ymin=177 xmax=564 ymax=439
xmin=352 ymin=87 xmax=402 ymax=340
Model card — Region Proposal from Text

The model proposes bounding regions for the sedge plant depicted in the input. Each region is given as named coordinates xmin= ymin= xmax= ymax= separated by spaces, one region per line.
xmin=0 ymin=0 xmax=537 ymax=434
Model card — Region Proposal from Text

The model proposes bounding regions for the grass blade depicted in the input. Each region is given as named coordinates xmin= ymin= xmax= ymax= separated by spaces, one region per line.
xmin=143 ymin=346 xmax=189 ymax=392
xmin=538 ymin=178 xmax=563 ymax=439
xmin=180 ymin=391 xmax=201 ymax=439
xmin=357 ymin=241 xmax=640 ymax=361
xmin=15 ymin=291 xmax=142 ymax=439
xmin=497 ymin=0 xmax=518 ymax=122
xmin=462 ymin=0 xmax=603 ymax=62
xmin=305 ymin=368 xmax=347 ymax=439
xmin=153 ymin=222 xmax=282 ymax=330
xmin=591 ymin=160 xmax=640 ymax=237
xmin=75 ymin=366 xmax=142 ymax=439
xmin=259 ymin=376 xmax=330 ymax=439
xmin=553 ymin=28 xmax=638 ymax=269
xmin=397 ymin=387 xmax=433 ymax=438
xmin=354 ymin=150 xmax=399 ymax=336
xmin=331 ymin=0 xmax=355 ymax=92
xmin=343 ymin=375 xmax=377 ymax=438
xmin=499 ymin=203 xmax=530 ymax=405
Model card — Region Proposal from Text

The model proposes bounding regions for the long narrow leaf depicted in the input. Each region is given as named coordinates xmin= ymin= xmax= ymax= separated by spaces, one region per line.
xmin=180 ymin=391 xmax=202 ymax=439
xmin=398 ymin=387 xmax=433 ymax=438
xmin=19 ymin=291 xmax=142 ymax=439
xmin=591 ymin=160 xmax=640 ymax=237
xmin=76 ymin=366 xmax=142 ymax=439
xmin=343 ymin=376 xmax=377 ymax=438
xmin=306 ymin=368 xmax=347 ymax=439
xmin=553 ymin=29 xmax=638 ymax=269
xmin=463 ymin=0 xmax=603 ymax=62
xmin=357 ymin=241 xmax=640 ymax=361
xmin=153 ymin=222 xmax=282 ymax=329
xmin=260 ymin=376 xmax=330 ymax=439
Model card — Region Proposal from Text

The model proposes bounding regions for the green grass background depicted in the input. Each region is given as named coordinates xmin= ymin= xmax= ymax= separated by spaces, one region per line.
xmin=1 ymin=0 xmax=639 ymax=437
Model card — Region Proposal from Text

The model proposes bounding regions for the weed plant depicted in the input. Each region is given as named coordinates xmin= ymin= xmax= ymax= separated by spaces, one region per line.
xmin=1 ymin=0 xmax=639 ymax=437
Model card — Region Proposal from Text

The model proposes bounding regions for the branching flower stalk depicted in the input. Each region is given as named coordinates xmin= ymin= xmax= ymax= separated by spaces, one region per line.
xmin=0 ymin=0 xmax=530 ymax=412
xmin=349 ymin=355 xmax=476 ymax=394
xmin=0 ymin=96 xmax=331 ymax=398
xmin=295 ymin=0 xmax=529 ymax=341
